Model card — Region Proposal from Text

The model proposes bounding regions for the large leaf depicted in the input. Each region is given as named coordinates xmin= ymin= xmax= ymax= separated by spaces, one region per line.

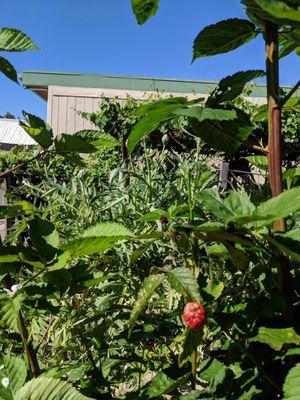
xmin=193 ymin=19 xmax=258 ymax=61
xmin=28 ymin=217 xmax=59 ymax=261
xmin=127 ymin=99 xmax=187 ymax=155
xmin=167 ymin=267 xmax=201 ymax=302
xmin=255 ymin=187 xmax=300 ymax=226
xmin=128 ymin=274 xmax=164 ymax=335
xmin=254 ymin=0 xmax=300 ymax=24
xmin=283 ymin=364 xmax=300 ymax=400
xmin=22 ymin=111 xmax=53 ymax=148
xmin=0 ymin=294 xmax=23 ymax=332
xmin=131 ymin=0 xmax=159 ymax=25
xmin=250 ymin=327 xmax=300 ymax=351
xmin=173 ymin=107 xmax=237 ymax=122
xmin=0 ymin=28 xmax=38 ymax=52
xmin=206 ymin=70 xmax=265 ymax=106
xmin=191 ymin=109 xmax=253 ymax=156
xmin=242 ymin=0 xmax=300 ymax=26
xmin=0 ymin=56 xmax=18 ymax=83
xmin=74 ymin=130 xmax=120 ymax=148
xmin=15 ymin=377 xmax=94 ymax=400
xmin=144 ymin=372 xmax=190 ymax=398
xmin=54 ymin=133 xmax=99 ymax=153
xmin=0 ymin=355 xmax=27 ymax=400
xmin=80 ymin=222 xmax=134 ymax=239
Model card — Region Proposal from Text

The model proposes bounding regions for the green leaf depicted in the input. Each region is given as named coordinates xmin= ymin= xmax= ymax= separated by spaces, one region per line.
xmin=0 ymin=293 xmax=23 ymax=332
xmin=206 ymin=70 xmax=265 ymax=106
xmin=128 ymin=274 xmax=164 ymax=335
xmin=243 ymin=0 xmax=300 ymax=26
xmin=250 ymin=327 xmax=300 ymax=351
xmin=167 ymin=267 xmax=201 ymax=302
xmin=173 ymin=107 xmax=237 ymax=122
xmin=74 ymin=130 xmax=120 ymax=148
xmin=21 ymin=111 xmax=53 ymax=148
xmin=245 ymin=155 xmax=268 ymax=171
xmin=283 ymin=363 xmax=300 ymax=400
xmin=179 ymin=329 xmax=204 ymax=367
xmin=254 ymin=0 xmax=300 ymax=24
xmin=139 ymin=209 xmax=169 ymax=221
xmin=127 ymin=100 xmax=187 ymax=155
xmin=0 ymin=28 xmax=38 ymax=52
xmin=80 ymin=222 xmax=134 ymax=239
xmin=0 ymin=201 xmax=35 ymax=219
xmin=199 ymin=188 xmax=233 ymax=220
xmin=199 ymin=358 xmax=228 ymax=390
xmin=0 ymin=56 xmax=18 ymax=83
xmin=145 ymin=372 xmax=190 ymax=398
xmin=29 ymin=217 xmax=59 ymax=261
xmin=54 ymin=133 xmax=99 ymax=153
xmin=0 ymin=354 xmax=27 ymax=400
xmin=191 ymin=109 xmax=253 ymax=156
xmin=255 ymin=187 xmax=300 ymax=226
xmin=131 ymin=0 xmax=159 ymax=25
xmin=204 ymin=281 xmax=224 ymax=299
xmin=193 ymin=19 xmax=258 ymax=61
xmin=15 ymin=377 xmax=94 ymax=400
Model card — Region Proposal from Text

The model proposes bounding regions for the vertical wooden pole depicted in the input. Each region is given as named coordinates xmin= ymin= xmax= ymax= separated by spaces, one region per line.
xmin=265 ymin=22 xmax=292 ymax=302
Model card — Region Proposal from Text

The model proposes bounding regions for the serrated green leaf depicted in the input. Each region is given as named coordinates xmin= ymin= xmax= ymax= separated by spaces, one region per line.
xmin=131 ymin=0 xmax=159 ymax=25
xmin=54 ymin=133 xmax=98 ymax=153
xmin=129 ymin=240 xmax=155 ymax=266
xmin=81 ymin=222 xmax=134 ymax=239
xmin=191 ymin=109 xmax=253 ymax=156
xmin=127 ymin=100 xmax=187 ymax=155
xmin=74 ymin=130 xmax=120 ymax=148
xmin=14 ymin=377 xmax=94 ymax=400
xmin=206 ymin=70 xmax=265 ymax=106
xmin=250 ymin=327 xmax=300 ymax=351
xmin=0 ymin=28 xmax=38 ymax=52
xmin=193 ymin=19 xmax=258 ymax=61
xmin=255 ymin=0 xmax=300 ymax=24
xmin=139 ymin=209 xmax=169 ymax=221
xmin=0 ymin=354 xmax=27 ymax=400
xmin=21 ymin=111 xmax=53 ymax=148
xmin=0 ymin=56 xmax=18 ymax=83
xmin=173 ymin=107 xmax=237 ymax=122
xmin=245 ymin=155 xmax=268 ymax=171
xmin=0 ymin=294 xmax=23 ymax=332
xmin=129 ymin=274 xmax=164 ymax=335
xmin=283 ymin=363 xmax=300 ymax=400
xmin=167 ymin=267 xmax=201 ymax=302
xmin=29 ymin=217 xmax=59 ymax=262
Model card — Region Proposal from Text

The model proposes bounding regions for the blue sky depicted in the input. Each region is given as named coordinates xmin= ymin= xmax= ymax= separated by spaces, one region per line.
xmin=1 ymin=0 xmax=299 ymax=119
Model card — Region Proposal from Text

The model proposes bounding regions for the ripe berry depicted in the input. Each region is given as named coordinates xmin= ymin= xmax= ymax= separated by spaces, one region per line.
xmin=182 ymin=302 xmax=206 ymax=330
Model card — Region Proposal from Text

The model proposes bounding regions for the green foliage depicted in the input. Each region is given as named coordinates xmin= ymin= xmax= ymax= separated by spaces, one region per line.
xmin=193 ymin=18 xmax=258 ymax=60
xmin=283 ymin=364 xmax=300 ymax=400
xmin=131 ymin=0 xmax=159 ymax=25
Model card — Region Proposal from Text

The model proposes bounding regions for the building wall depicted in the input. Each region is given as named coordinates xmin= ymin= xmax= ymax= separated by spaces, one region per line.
xmin=47 ymin=85 xmax=267 ymax=135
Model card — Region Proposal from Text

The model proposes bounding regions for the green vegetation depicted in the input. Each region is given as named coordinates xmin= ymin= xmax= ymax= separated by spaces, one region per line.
xmin=1 ymin=1 xmax=300 ymax=398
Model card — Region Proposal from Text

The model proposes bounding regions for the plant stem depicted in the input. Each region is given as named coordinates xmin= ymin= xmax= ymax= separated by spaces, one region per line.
xmin=191 ymin=350 xmax=197 ymax=390
xmin=18 ymin=311 xmax=40 ymax=377
xmin=265 ymin=21 xmax=293 ymax=306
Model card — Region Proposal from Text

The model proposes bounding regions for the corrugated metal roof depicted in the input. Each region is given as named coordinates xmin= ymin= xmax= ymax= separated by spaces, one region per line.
xmin=0 ymin=118 xmax=36 ymax=146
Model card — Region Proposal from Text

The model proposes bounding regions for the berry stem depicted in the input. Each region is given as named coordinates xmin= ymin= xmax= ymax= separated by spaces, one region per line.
xmin=191 ymin=349 xmax=197 ymax=390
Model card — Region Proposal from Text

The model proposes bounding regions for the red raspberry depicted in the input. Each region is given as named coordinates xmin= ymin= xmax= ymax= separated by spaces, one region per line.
xmin=182 ymin=302 xmax=206 ymax=330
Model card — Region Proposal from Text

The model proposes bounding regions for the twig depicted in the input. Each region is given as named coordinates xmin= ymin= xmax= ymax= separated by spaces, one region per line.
xmin=0 ymin=150 xmax=48 ymax=178
xmin=35 ymin=315 xmax=55 ymax=353
xmin=279 ymin=79 xmax=300 ymax=108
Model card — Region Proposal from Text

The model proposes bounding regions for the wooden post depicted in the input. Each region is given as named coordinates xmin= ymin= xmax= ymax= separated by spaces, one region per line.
xmin=218 ymin=162 xmax=230 ymax=192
